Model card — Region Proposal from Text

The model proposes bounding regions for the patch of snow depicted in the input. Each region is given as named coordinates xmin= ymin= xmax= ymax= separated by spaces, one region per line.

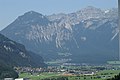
xmin=64 ymin=23 xmax=72 ymax=31
xmin=73 ymin=38 xmax=79 ymax=48
xmin=81 ymin=37 xmax=87 ymax=41
xmin=104 ymin=10 xmax=110 ymax=13
xmin=111 ymin=29 xmax=119 ymax=41
xmin=19 ymin=52 xmax=26 ymax=58
xmin=4 ymin=45 xmax=13 ymax=52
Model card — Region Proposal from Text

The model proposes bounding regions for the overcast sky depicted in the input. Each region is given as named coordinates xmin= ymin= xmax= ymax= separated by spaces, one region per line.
xmin=0 ymin=0 xmax=118 ymax=30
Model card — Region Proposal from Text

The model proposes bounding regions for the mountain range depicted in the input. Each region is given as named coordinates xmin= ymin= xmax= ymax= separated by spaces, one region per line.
xmin=1 ymin=6 xmax=119 ymax=64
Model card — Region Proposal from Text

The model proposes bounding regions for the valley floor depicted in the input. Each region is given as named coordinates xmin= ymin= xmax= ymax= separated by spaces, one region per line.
xmin=16 ymin=64 xmax=120 ymax=80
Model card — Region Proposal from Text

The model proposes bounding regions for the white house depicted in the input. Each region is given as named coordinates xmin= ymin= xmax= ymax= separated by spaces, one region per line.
xmin=4 ymin=78 xmax=14 ymax=80
xmin=15 ymin=78 xmax=30 ymax=80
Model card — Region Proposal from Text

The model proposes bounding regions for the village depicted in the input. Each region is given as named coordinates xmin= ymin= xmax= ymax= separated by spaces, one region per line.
xmin=3 ymin=63 xmax=120 ymax=80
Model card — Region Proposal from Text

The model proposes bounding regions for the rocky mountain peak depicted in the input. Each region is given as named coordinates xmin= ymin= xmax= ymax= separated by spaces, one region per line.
xmin=83 ymin=6 xmax=100 ymax=10
xmin=23 ymin=11 xmax=44 ymax=18
xmin=15 ymin=11 xmax=49 ymax=25
xmin=0 ymin=7 xmax=118 ymax=64
xmin=6 ymin=11 xmax=50 ymax=30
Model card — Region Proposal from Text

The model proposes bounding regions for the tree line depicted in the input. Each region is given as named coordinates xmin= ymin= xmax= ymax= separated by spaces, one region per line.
xmin=41 ymin=77 xmax=68 ymax=80
xmin=107 ymin=73 xmax=120 ymax=80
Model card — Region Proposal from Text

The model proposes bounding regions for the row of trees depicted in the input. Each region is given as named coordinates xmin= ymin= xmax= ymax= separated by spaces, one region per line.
xmin=107 ymin=73 xmax=120 ymax=80
xmin=42 ymin=77 xmax=68 ymax=80
xmin=0 ymin=64 xmax=18 ymax=79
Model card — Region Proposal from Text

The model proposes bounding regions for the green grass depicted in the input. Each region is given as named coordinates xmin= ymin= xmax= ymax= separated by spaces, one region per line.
xmin=68 ymin=76 xmax=103 ymax=80
xmin=98 ymin=70 xmax=120 ymax=74
xmin=19 ymin=72 xmax=61 ymax=80
xmin=107 ymin=61 xmax=120 ymax=65
xmin=19 ymin=70 xmax=120 ymax=80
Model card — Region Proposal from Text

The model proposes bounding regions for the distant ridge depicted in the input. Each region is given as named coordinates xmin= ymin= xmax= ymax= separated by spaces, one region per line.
xmin=0 ymin=33 xmax=46 ymax=67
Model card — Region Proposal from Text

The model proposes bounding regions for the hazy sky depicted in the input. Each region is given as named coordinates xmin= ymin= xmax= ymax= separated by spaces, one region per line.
xmin=0 ymin=0 xmax=118 ymax=30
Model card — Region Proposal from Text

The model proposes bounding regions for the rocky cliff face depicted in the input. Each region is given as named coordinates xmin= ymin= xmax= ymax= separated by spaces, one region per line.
xmin=1 ymin=6 xmax=118 ymax=64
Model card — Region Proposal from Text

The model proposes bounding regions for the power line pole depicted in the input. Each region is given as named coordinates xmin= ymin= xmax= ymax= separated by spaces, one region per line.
xmin=118 ymin=0 xmax=120 ymax=61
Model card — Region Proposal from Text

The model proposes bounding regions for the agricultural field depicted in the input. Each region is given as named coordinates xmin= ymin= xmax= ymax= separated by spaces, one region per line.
xmin=19 ymin=70 xmax=120 ymax=80
xmin=19 ymin=72 xmax=61 ymax=80
xmin=107 ymin=61 xmax=120 ymax=65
